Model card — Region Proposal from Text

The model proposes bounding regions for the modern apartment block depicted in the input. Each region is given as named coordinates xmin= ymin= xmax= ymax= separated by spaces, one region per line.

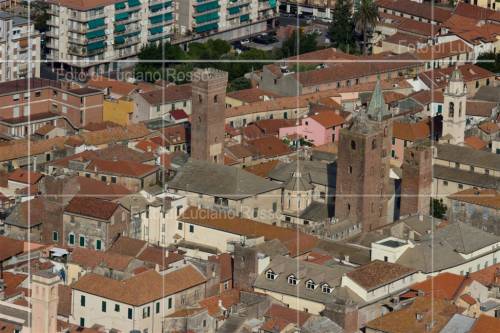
xmin=46 ymin=0 xmax=176 ymax=74
xmin=176 ymin=0 xmax=278 ymax=41
xmin=0 ymin=11 xmax=41 ymax=82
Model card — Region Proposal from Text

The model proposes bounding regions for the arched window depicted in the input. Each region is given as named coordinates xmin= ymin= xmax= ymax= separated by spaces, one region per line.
xmin=372 ymin=139 xmax=377 ymax=150
xmin=458 ymin=102 xmax=462 ymax=117
xmin=214 ymin=95 xmax=218 ymax=103
xmin=449 ymin=102 xmax=454 ymax=118
xmin=350 ymin=140 xmax=356 ymax=150
xmin=198 ymin=94 xmax=202 ymax=103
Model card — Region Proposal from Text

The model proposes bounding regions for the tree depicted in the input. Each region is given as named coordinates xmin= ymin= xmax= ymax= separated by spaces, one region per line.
xmin=329 ymin=0 xmax=356 ymax=53
xmin=431 ymin=198 xmax=447 ymax=219
xmin=281 ymin=30 xmax=319 ymax=58
xmin=31 ymin=1 xmax=50 ymax=33
xmin=354 ymin=0 xmax=380 ymax=55
xmin=476 ymin=52 xmax=500 ymax=73
xmin=229 ymin=77 xmax=251 ymax=92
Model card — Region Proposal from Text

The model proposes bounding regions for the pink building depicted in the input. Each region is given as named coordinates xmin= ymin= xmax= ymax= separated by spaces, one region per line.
xmin=391 ymin=120 xmax=431 ymax=166
xmin=279 ymin=111 xmax=346 ymax=146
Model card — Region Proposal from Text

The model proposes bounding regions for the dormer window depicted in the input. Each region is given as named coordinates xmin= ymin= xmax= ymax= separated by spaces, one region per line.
xmin=287 ymin=274 xmax=298 ymax=285
xmin=306 ymin=280 xmax=316 ymax=290
xmin=322 ymin=284 xmax=333 ymax=294
xmin=266 ymin=270 xmax=277 ymax=280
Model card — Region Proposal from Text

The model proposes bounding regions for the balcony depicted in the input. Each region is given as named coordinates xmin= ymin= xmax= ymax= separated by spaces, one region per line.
xmin=114 ymin=35 xmax=141 ymax=49
xmin=193 ymin=1 xmax=220 ymax=17
xmin=68 ymin=41 xmax=106 ymax=57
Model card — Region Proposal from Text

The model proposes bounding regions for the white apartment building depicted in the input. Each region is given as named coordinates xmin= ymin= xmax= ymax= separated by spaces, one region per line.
xmin=46 ymin=0 xmax=176 ymax=74
xmin=0 ymin=11 xmax=41 ymax=82
xmin=176 ymin=0 xmax=278 ymax=41
xmin=46 ymin=0 xmax=279 ymax=74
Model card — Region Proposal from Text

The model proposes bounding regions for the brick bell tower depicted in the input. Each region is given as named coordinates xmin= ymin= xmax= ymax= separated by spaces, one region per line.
xmin=335 ymin=79 xmax=393 ymax=232
xmin=400 ymin=140 xmax=432 ymax=217
xmin=190 ymin=68 xmax=228 ymax=164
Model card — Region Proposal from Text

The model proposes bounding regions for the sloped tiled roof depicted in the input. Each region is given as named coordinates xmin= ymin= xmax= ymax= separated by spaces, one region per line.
xmin=64 ymin=196 xmax=120 ymax=220
xmin=72 ymin=266 xmax=206 ymax=306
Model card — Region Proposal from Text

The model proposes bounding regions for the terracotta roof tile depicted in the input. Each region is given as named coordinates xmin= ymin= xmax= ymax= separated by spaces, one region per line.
xmin=244 ymin=160 xmax=279 ymax=178
xmin=478 ymin=122 xmax=499 ymax=134
xmin=139 ymin=84 xmax=191 ymax=106
xmin=470 ymin=263 xmax=500 ymax=287
xmin=410 ymin=272 xmax=472 ymax=301
xmin=0 ymin=236 xmax=24 ymax=261
xmin=366 ymin=296 xmax=459 ymax=333
xmin=198 ymin=289 xmax=240 ymax=318
xmin=470 ymin=315 xmax=500 ymax=333
xmin=393 ymin=120 xmax=430 ymax=141
xmin=208 ymin=253 xmax=232 ymax=282
xmin=464 ymin=136 xmax=488 ymax=150
xmin=448 ymin=188 xmax=500 ymax=210
xmin=65 ymin=196 xmax=120 ymax=220
xmin=180 ymin=207 xmax=318 ymax=256
xmin=108 ymin=236 xmax=147 ymax=257
xmin=346 ymin=260 xmax=416 ymax=291
xmin=87 ymin=76 xmax=158 ymax=96
xmin=415 ymin=40 xmax=472 ymax=61
xmin=460 ymin=294 xmax=476 ymax=305
xmin=8 ymin=169 xmax=43 ymax=185
xmin=376 ymin=0 xmax=452 ymax=22
xmin=227 ymin=88 xmax=280 ymax=104
xmin=72 ymin=266 xmax=206 ymax=306
xmin=246 ymin=136 xmax=292 ymax=158
xmin=69 ymin=247 xmax=134 ymax=271
xmin=309 ymin=111 xmax=346 ymax=128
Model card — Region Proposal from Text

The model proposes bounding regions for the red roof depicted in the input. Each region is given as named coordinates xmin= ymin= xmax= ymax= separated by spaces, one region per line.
xmin=170 ymin=109 xmax=188 ymax=121
xmin=0 ymin=236 xmax=24 ymax=261
xmin=410 ymin=272 xmax=471 ymax=300
xmin=65 ymin=196 xmax=120 ymax=220
xmin=208 ymin=253 xmax=232 ymax=282
xmin=2 ymin=272 xmax=28 ymax=298
xmin=460 ymin=294 xmax=476 ymax=305
xmin=464 ymin=136 xmax=488 ymax=150
xmin=135 ymin=139 xmax=161 ymax=153
xmin=198 ymin=289 xmax=240 ymax=318
xmin=309 ymin=111 xmax=345 ymax=128
xmin=87 ymin=159 xmax=158 ymax=178
xmin=8 ymin=168 xmax=43 ymax=185
xmin=263 ymin=304 xmax=311 ymax=329
xmin=470 ymin=315 xmax=500 ymax=333
xmin=470 ymin=263 xmax=500 ymax=287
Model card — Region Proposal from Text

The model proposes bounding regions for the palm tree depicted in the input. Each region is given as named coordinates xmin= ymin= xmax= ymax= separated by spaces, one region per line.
xmin=354 ymin=0 xmax=379 ymax=55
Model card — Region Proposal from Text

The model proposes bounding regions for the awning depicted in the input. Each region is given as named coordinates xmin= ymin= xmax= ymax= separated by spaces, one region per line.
xmin=240 ymin=14 xmax=249 ymax=22
xmin=86 ymin=41 xmax=105 ymax=51
xmin=150 ymin=15 xmax=163 ymax=24
xmin=195 ymin=1 xmax=219 ymax=13
xmin=195 ymin=12 xmax=218 ymax=24
xmin=115 ymin=12 xmax=129 ymax=21
xmin=115 ymin=36 xmax=126 ymax=44
xmin=228 ymin=6 xmax=240 ymax=15
xmin=195 ymin=22 xmax=218 ymax=33
xmin=115 ymin=1 xmax=126 ymax=10
xmin=87 ymin=18 xmax=105 ymax=29
xmin=269 ymin=0 xmax=277 ymax=7
xmin=114 ymin=24 xmax=126 ymax=33
xmin=149 ymin=3 xmax=163 ymax=11
xmin=149 ymin=26 xmax=163 ymax=35
xmin=86 ymin=29 xmax=105 ymax=39
xmin=128 ymin=0 xmax=141 ymax=7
